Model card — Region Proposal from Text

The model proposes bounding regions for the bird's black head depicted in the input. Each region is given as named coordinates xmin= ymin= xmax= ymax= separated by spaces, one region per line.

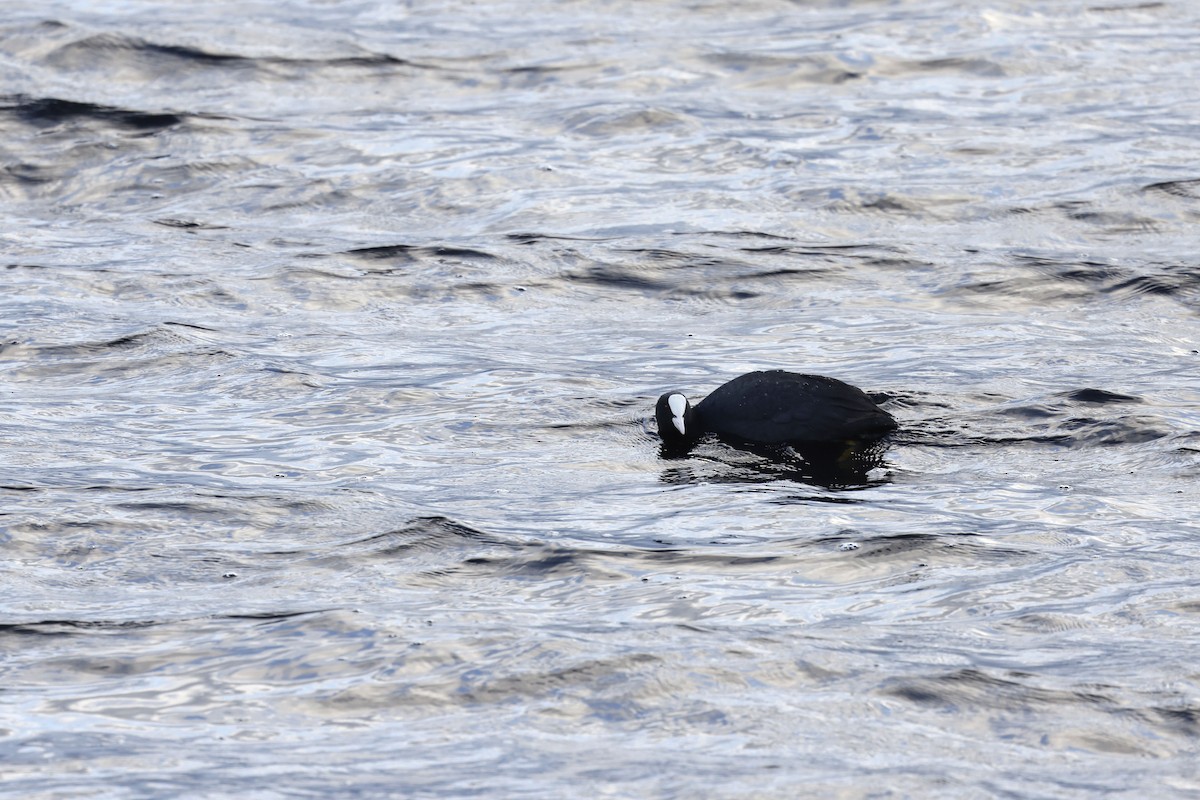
xmin=655 ymin=391 xmax=697 ymax=451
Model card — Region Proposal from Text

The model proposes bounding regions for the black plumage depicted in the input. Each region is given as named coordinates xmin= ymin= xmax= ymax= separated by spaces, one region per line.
xmin=656 ymin=370 xmax=895 ymax=451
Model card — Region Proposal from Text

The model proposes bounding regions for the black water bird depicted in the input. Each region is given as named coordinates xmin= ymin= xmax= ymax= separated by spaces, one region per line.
xmin=655 ymin=370 xmax=896 ymax=454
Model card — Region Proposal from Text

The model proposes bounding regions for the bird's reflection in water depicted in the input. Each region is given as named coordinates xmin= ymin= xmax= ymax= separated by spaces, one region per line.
xmin=659 ymin=436 xmax=893 ymax=491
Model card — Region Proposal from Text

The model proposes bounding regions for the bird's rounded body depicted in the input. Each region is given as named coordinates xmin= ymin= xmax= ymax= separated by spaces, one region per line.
xmin=656 ymin=370 xmax=895 ymax=451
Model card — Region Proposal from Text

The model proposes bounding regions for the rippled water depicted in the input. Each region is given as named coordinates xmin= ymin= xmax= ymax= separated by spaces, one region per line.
xmin=3 ymin=0 xmax=1200 ymax=796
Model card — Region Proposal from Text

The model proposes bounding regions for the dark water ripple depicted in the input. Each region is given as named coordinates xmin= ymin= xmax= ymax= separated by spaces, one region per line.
xmin=4 ymin=0 xmax=1200 ymax=797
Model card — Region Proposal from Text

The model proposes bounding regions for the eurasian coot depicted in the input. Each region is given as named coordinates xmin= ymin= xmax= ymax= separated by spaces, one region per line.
xmin=656 ymin=370 xmax=895 ymax=452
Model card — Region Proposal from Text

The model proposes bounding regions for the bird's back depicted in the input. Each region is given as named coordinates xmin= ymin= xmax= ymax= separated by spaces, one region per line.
xmin=695 ymin=370 xmax=895 ymax=445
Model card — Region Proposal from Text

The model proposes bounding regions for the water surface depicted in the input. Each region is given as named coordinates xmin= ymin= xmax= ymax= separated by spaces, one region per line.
xmin=3 ymin=0 xmax=1200 ymax=796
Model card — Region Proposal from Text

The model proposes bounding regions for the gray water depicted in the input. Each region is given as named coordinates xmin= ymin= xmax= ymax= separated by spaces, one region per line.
xmin=3 ymin=0 xmax=1200 ymax=797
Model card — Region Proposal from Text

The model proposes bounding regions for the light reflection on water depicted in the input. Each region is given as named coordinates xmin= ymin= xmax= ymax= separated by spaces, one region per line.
xmin=3 ymin=0 xmax=1200 ymax=796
